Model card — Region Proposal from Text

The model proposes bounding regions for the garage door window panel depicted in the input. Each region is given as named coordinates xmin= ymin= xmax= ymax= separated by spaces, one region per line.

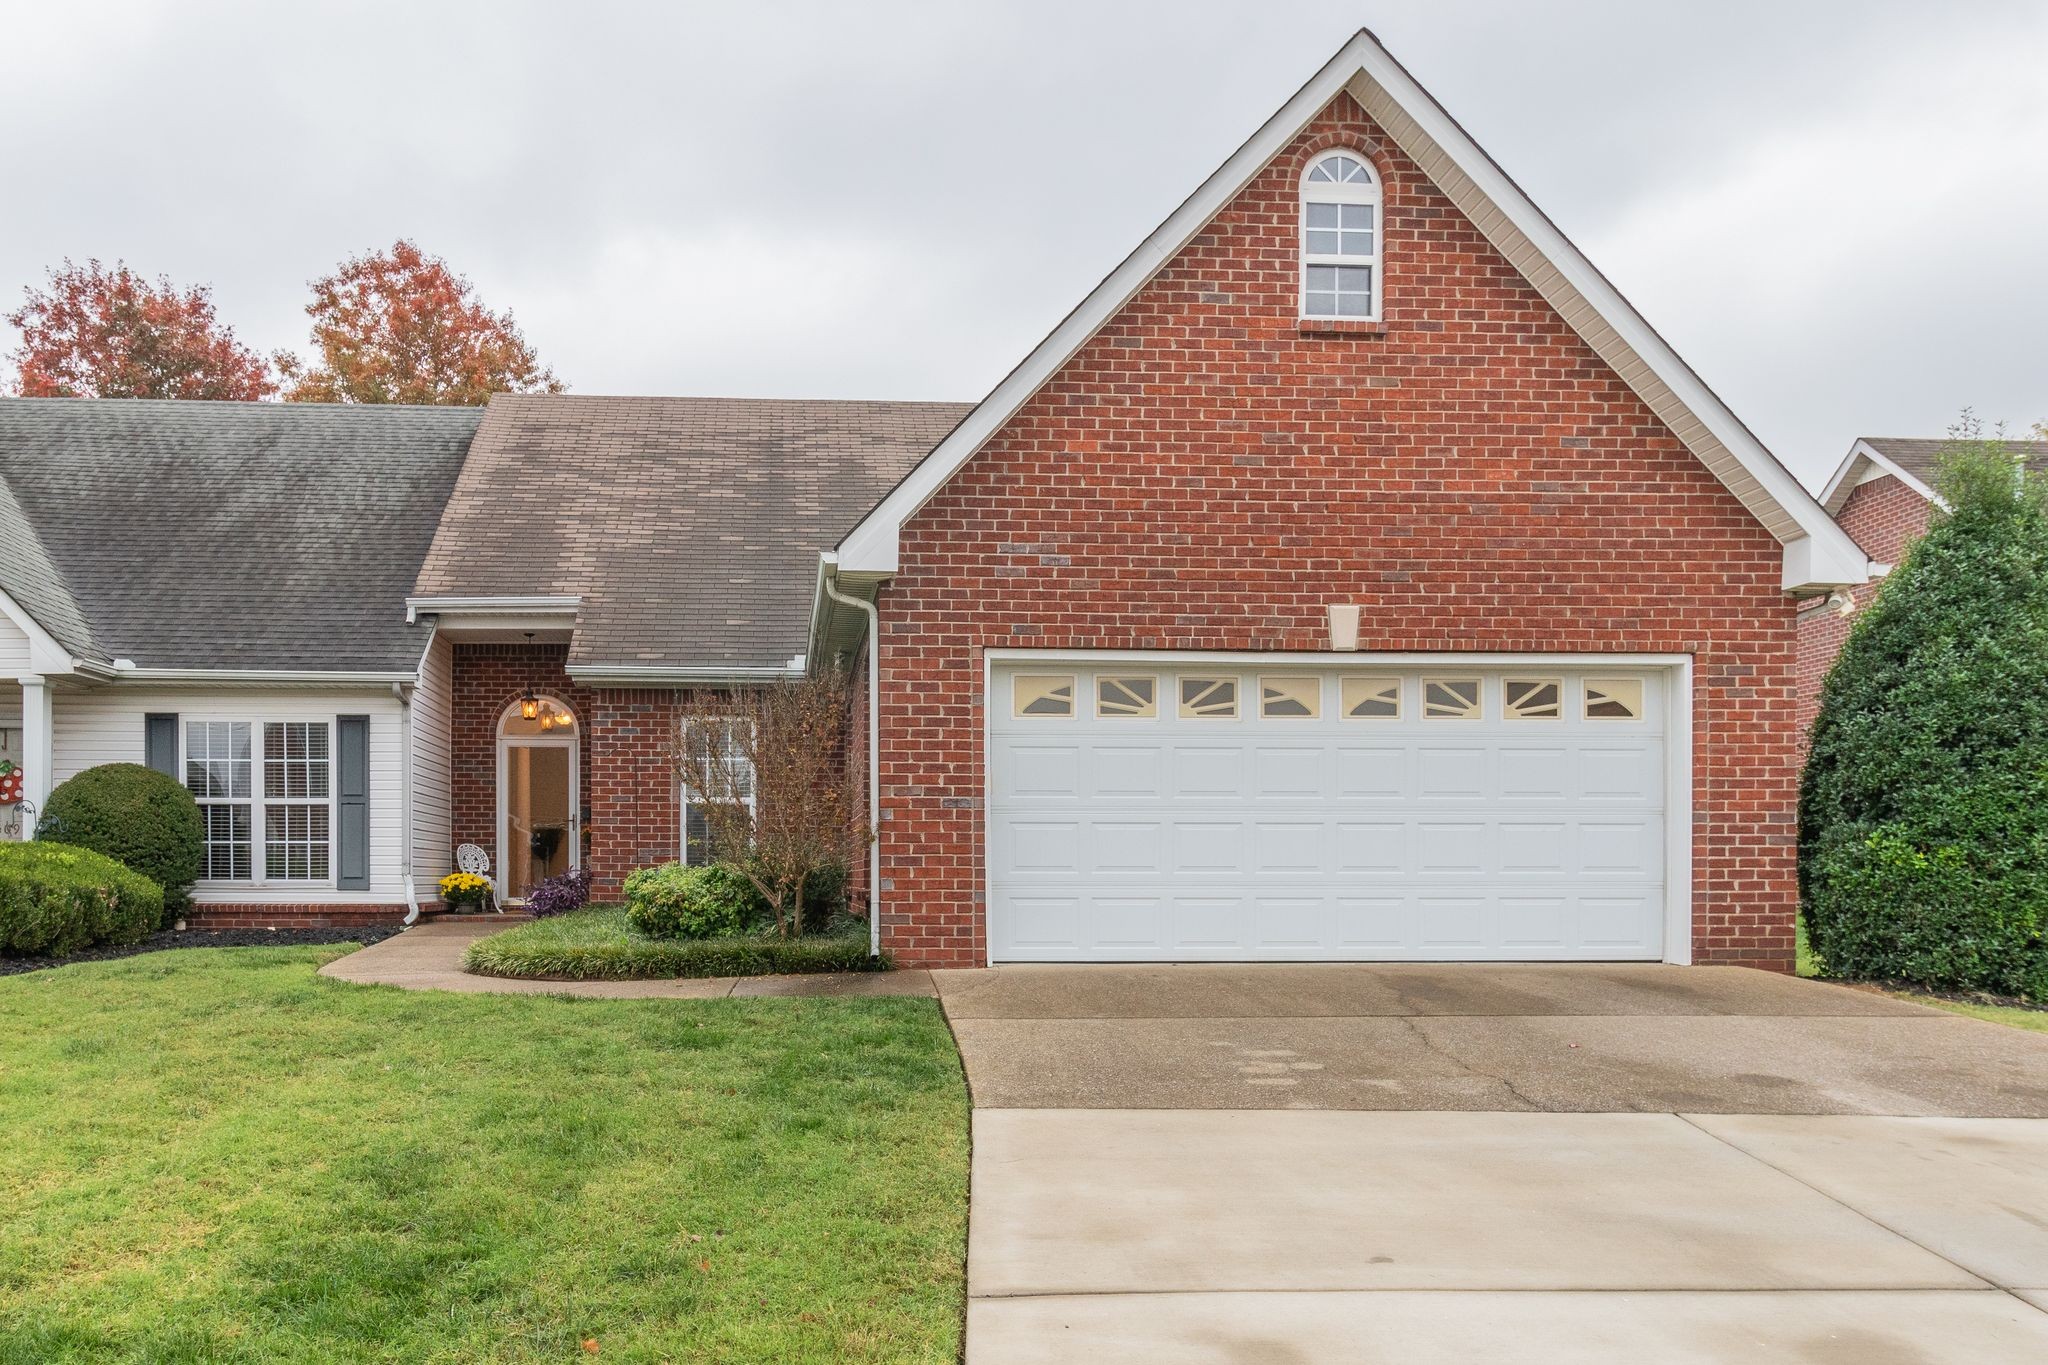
xmin=1259 ymin=676 xmax=1321 ymax=719
xmin=1340 ymin=677 xmax=1402 ymax=719
xmin=1014 ymin=675 xmax=1076 ymax=718
xmin=1584 ymin=678 xmax=1645 ymax=721
xmin=1179 ymin=677 xmax=1239 ymax=719
xmin=1504 ymin=679 xmax=1563 ymax=720
xmin=1422 ymin=678 xmax=1482 ymax=720
xmin=1096 ymin=676 xmax=1157 ymax=718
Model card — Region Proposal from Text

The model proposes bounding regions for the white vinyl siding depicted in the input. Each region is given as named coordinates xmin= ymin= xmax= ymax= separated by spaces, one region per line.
xmin=0 ymin=613 xmax=29 ymax=675
xmin=990 ymin=659 xmax=1677 ymax=963
xmin=50 ymin=686 xmax=409 ymax=904
xmin=409 ymin=632 xmax=455 ymax=888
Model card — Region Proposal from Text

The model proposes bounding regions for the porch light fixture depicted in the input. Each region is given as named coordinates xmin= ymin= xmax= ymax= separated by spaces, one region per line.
xmin=520 ymin=692 xmax=540 ymax=721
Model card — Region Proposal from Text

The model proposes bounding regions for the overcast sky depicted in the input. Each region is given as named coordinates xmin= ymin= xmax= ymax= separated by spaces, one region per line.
xmin=3 ymin=0 xmax=2042 ymax=489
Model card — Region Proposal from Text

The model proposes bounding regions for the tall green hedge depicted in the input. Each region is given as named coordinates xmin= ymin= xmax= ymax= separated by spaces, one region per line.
xmin=1800 ymin=436 xmax=2048 ymax=1000
xmin=40 ymin=763 xmax=204 ymax=918
xmin=0 ymin=842 xmax=163 ymax=956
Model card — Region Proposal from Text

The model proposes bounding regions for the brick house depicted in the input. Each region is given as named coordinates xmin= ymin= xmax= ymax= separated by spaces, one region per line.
xmin=0 ymin=31 xmax=1867 ymax=970
xmin=1798 ymin=437 xmax=2048 ymax=738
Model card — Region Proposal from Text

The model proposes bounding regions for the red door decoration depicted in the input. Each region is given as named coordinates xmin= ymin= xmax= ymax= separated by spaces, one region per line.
xmin=0 ymin=760 xmax=22 ymax=805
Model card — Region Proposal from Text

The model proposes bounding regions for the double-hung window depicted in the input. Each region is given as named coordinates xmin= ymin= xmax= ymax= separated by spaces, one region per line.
xmin=184 ymin=719 xmax=333 ymax=883
xmin=1301 ymin=151 xmax=1381 ymax=320
xmin=680 ymin=720 xmax=756 ymax=865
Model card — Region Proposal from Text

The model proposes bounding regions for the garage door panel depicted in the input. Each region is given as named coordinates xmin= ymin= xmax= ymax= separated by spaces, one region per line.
xmin=1090 ymin=746 xmax=1164 ymax=799
xmin=1334 ymin=822 xmax=1405 ymax=873
xmin=1173 ymin=746 xmax=1245 ymax=797
xmin=991 ymin=663 xmax=1672 ymax=962
xmin=1417 ymin=746 xmax=1488 ymax=799
xmin=1254 ymin=822 xmax=1323 ymax=874
xmin=1174 ymin=896 xmax=1251 ymax=948
xmin=1255 ymin=747 xmax=1326 ymax=798
xmin=1334 ymin=746 xmax=1406 ymax=798
xmin=1090 ymin=822 xmax=1163 ymax=874
xmin=1173 ymin=822 xmax=1244 ymax=874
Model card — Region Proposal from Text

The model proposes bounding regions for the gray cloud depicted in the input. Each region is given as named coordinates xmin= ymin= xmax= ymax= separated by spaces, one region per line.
xmin=2 ymin=0 xmax=2042 ymax=487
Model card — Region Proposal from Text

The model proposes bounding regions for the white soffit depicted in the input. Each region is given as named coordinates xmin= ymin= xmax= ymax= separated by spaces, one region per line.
xmin=835 ymin=28 xmax=1867 ymax=593
xmin=1819 ymin=439 xmax=1940 ymax=516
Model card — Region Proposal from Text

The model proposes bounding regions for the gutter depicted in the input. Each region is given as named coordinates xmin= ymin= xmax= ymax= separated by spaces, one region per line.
xmin=107 ymin=664 xmax=418 ymax=685
xmin=404 ymin=594 xmax=580 ymax=625
xmin=820 ymin=559 xmax=883 ymax=959
xmin=567 ymin=663 xmax=805 ymax=687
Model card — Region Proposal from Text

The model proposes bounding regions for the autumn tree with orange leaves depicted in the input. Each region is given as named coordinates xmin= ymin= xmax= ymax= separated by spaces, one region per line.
xmin=5 ymin=259 xmax=276 ymax=399
xmin=276 ymin=240 xmax=562 ymax=405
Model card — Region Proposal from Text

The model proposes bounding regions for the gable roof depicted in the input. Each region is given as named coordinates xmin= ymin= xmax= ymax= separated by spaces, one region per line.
xmin=834 ymin=28 xmax=1869 ymax=594
xmin=0 ymin=398 xmax=478 ymax=673
xmin=1819 ymin=436 xmax=2048 ymax=515
xmin=412 ymin=395 xmax=970 ymax=674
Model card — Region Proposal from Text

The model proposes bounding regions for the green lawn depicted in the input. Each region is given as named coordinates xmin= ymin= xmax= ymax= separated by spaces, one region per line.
xmin=464 ymin=908 xmax=884 ymax=980
xmin=1797 ymin=915 xmax=2048 ymax=1033
xmin=0 ymin=947 xmax=968 ymax=1363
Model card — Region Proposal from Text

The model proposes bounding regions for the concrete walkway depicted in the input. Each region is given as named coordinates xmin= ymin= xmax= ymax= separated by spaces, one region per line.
xmin=316 ymin=918 xmax=935 ymax=998
xmin=938 ymin=963 xmax=2048 ymax=1363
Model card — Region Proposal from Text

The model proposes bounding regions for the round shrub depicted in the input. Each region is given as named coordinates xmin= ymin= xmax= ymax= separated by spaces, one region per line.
xmin=624 ymin=862 xmax=764 ymax=940
xmin=40 ymin=763 xmax=204 ymax=918
xmin=0 ymin=841 xmax=163 ymax=956
xmin=1800 ymin=437 xmax=2048 ymax=1000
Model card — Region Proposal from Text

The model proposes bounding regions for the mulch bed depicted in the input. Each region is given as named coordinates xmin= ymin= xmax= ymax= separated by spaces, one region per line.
xmin=0 ymin=926 xmax=403 ymax=978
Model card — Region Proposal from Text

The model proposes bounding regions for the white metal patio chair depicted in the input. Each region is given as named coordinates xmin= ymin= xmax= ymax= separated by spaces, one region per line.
xmin=453 ymin=843 xmax=503 ymax=912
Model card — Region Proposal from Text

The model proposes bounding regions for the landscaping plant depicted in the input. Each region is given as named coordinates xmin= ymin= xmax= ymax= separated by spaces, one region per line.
xmin=524 ymin=866 xmax=591 ymax=917
xmin=0 ymin=841 xmax=163 ymax=956
xmin=672 ymin=671 xmax=870 ymax=938
xmin=437 ymin=870 xmax=493 ymax=912
xmin=1801 ymin=419 xmax=2048 ymax=1000
xmin=623 ymin=862 xmax=762 ymax=940
xmin=38 ymin=762 xmax=203 ymax=918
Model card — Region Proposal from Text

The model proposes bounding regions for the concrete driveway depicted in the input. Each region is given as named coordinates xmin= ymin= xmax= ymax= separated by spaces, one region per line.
xmin=935 ymin=963 xmax=2048 ymax=1363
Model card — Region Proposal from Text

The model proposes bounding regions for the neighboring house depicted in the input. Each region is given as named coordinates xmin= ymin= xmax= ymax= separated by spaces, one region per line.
xmin=0 ymin=31 xmax=1869 ymax=970
xmin=1798 ymin=437 xmax=2048 ymax=735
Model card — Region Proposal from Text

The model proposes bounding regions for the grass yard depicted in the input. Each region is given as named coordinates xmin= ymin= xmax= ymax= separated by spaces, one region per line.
xmin=1796 ymin=916 xmax=2048 ymax=1034
xmin=0 ymin=947 xmax=968 ymax=1363
xmin=464 ymin=907 xmax=884 ymax=980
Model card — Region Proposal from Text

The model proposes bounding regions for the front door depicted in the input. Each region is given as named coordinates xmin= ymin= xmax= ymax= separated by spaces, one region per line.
xmin=501 ymin=739 xmax=576 ymax=901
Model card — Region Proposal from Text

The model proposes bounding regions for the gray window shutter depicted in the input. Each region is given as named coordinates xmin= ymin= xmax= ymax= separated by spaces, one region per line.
xmin=144 ymin=714 xmax=179 ymax=779
xmin=336 ymin=715 xmax=370 ymax=891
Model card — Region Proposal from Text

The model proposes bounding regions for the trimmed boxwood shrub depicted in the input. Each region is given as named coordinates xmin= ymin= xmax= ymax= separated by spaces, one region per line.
xmin=0 ymin=841 xmax=164 ymax=956
xmin=463 ymin=911 xmax=885 ymax=980
xmin=40 ymin=763 xmax=204 ymax=918
xmin=624 ymin=863 xmax=763 ymax=940
xmin=1800 ymin=436 xmax=2048 ymax=1000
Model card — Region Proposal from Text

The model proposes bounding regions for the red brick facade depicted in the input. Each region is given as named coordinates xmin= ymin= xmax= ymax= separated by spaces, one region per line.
xmin=1794 ymin=475 xmax=1930 ymax=737
xmin=872 ymin=94 xmax=1803 ymax=971
xmin=185 ymin=904 xmax=405 ymax=930
xmin=449 ymin=642 xmax=599 ymax=890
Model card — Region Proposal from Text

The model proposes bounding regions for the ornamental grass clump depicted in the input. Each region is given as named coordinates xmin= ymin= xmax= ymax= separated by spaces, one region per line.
xmin=1801 ymin=419 xmax=2048 ymax=1000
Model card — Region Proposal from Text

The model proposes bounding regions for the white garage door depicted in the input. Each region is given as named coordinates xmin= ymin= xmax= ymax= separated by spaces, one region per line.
xmin=988 ymin=661 xmax=1673 ymax=962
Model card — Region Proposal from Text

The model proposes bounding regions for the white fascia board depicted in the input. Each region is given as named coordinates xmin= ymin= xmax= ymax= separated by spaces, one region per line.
xmin=567 ymin=663 xmax=802 ymax=688
xmin=835 ymin=27 xmax=1868 ymax=596
xmin=404 ymin=594 xmax=580 ymax=624
xmin=0 ymin=584 xmax=84 ymax=676
xmin=103 ymin=667 xmax=417 ymax=685
xmin=835 ymin=32 xmax=1385 ymax=575
xmin=1781 ymin=534 xmax=1872 ymax=594
xmin=1820 ymin=440 xmax=1940 ymax=516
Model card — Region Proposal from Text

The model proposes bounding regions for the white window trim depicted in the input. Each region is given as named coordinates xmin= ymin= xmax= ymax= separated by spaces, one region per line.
xmin=185 ymin=716 xmax=338 ymax=890
xmin=497 ymin=697 xmax=581 ymax=898
xmin=676 ymin=718 xmax=755 ymax=867
xmin=1300 ymin=149 xmax=1382 ymax=321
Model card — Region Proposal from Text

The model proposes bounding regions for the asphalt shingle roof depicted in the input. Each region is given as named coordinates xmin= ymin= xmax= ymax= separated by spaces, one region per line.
xmin=0 ymin=398 xmax=479 ymax=671
xmin=1860 ymin=436 xmax=2048 ymax=487
xmin=413 ymin=394 xmax=970 ymax=669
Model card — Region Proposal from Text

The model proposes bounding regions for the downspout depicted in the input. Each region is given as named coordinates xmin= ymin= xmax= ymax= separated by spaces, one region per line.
xmin=821 ymin=572 xmax=882 ymax=958
xmin=393 ymin=681 xmax=420 ymax=926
